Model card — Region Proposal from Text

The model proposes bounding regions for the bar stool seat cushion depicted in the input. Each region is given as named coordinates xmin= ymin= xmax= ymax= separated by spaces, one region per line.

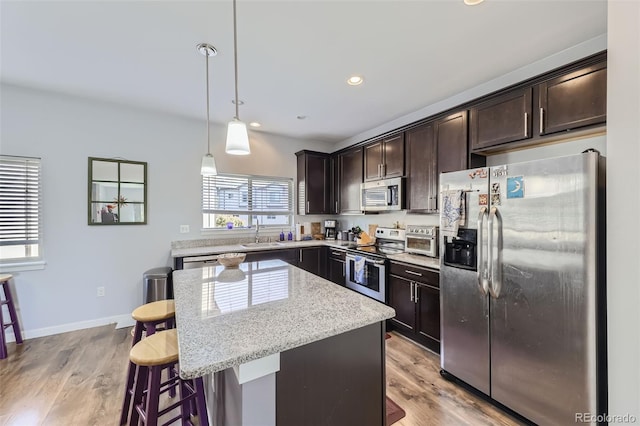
xmin=132 ymin=299 xmax=175 ymax=323
xmin=130 ymin=329 xmax=179 ymax=367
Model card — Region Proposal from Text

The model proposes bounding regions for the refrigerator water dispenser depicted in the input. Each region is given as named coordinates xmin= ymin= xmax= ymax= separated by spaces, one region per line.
xmin=443 ymin=228 xmax=477 ymax=270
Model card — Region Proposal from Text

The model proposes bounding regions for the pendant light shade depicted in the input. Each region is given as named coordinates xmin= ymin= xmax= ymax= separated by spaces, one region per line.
xmin=201 ymin=154 xmax=217 ymax=175
xmin=198 ymin=42 xmax=218 ymax=176
xmin=225 ymin=119 xmax=250 ymax=155
xmin=225 ymin=0 xmax=251 ymax=156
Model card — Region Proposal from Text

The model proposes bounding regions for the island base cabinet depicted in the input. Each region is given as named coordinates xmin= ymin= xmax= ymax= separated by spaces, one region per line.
xmin=276 ymin=322 xmax=386 ymax=426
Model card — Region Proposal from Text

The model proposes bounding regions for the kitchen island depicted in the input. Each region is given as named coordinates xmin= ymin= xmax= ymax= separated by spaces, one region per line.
xmin=172 ymin=259 xmax=395 ymax=426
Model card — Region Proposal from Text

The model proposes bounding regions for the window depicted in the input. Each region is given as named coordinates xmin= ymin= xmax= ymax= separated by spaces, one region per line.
xmin=202 ymin=173 xmax=293 ymax=229
xmin=0 ymin=155 xmax=43 ymax=266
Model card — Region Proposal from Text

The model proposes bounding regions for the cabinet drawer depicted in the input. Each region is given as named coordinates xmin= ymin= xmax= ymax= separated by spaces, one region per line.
xmin=390 ymin=262 xmax=439 ymax=287
xmin=327 ymin=248 xmax=346 ymax=261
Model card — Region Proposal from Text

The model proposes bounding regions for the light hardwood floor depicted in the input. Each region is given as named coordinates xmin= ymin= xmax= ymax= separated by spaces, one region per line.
xmin=0 ymin=325 xmax=523 ymax=425
xmin=385 ymin=333 xmax=523 ymax=426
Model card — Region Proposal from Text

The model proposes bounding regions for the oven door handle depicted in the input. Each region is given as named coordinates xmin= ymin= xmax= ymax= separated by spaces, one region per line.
xmin=346 ymin=254 xmax=385 ymax=265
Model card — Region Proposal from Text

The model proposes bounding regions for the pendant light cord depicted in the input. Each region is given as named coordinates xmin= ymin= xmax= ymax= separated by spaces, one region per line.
xmin=205 ymin=49 xmax=211 ymax=155
xmin=233 ymin=0 xmax=240 ymax=120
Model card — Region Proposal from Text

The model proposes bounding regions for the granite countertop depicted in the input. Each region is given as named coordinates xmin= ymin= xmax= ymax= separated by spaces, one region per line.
xmin=386 ymin=253 xmax=440 ymax=270
xmin=172 ymin=259 xmax=396 ymax=379
xmin=171 ymin=238 xmax=439 ymax=269
xmin=171 ymin=239 xmax=356 ymax=258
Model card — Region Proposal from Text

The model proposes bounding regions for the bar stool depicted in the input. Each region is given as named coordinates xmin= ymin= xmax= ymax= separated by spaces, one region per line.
xmin=129 ymin=329 xmax=208 ymax=426
xmin=0 ymin=274 xmax=23 ymax=360
xmin=120 ymin=300 xmax=176 ymax=425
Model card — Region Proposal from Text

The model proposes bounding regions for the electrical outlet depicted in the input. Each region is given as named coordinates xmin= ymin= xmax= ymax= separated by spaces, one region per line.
xmin=97 ymin=286 xmax=105 ymax=297
xmin=180 ymin=225 xmax=190 ymax=234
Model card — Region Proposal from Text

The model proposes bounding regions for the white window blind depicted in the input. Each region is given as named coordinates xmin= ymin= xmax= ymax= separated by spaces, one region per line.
xmin=202 ymin=173 xmax=293 ymax=229
xmin=0 ymin=155 xmax=42 ymax=263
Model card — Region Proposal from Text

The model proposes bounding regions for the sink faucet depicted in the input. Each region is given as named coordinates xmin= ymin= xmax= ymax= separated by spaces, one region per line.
xmin=255 ymin=222 xmax=260 ymax=243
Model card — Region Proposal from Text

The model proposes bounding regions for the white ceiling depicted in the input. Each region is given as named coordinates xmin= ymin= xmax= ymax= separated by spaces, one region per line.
xmin=1 ymin=1 xmax=607 ymax=144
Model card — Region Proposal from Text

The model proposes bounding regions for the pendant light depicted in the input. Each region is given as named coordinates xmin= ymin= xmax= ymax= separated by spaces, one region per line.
xmin=225 ymin=0 xmax=251 ymax=155
xmin=199 ymin=43 xmax=218 ymax=176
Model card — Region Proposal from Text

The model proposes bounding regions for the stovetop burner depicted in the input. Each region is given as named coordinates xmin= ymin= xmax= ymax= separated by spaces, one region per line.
xmin=345 ymin=227 xmax=406 ymax=258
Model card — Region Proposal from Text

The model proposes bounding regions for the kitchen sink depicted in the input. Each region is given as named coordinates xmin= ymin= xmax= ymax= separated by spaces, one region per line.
xmin=241 ymin=242 xmax=285 ymax=248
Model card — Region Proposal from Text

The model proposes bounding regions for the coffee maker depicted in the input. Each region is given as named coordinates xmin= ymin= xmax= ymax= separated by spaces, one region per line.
xmin=324 ymin=220 xmax=337 ymax=240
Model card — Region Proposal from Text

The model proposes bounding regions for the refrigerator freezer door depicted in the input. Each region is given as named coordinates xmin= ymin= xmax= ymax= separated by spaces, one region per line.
xmin=439 ymin=168 xmax=491 ymax=395
xmin=488 ymin=153 xmax=600 ymax=424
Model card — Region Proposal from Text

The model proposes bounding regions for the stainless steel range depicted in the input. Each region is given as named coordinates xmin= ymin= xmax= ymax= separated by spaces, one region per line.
xmin=345 ymin=227 xmax=405 ymax=303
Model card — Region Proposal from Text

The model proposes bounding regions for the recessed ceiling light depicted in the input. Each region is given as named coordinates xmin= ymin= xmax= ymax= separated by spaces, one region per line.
xmin=249 ymin=122 xmax=261 ymax=128
xmin=347 ymin=75 xmax=364 ymax=86
xmin=464 ymin=0 xmax=484 ymax=5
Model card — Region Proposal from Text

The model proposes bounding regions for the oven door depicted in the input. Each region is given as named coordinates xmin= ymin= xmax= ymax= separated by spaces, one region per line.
xmin=345 ymin=254 xmax=386 ymax=303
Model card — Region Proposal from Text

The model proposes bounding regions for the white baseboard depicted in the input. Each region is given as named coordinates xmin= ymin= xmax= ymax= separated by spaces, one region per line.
xmin=4 ymin=313 xmax=134 ymax=343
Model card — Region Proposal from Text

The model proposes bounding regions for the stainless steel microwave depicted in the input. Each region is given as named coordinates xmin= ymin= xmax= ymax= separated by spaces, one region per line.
xmin=360 ymin=177 xmax=405 ymax=212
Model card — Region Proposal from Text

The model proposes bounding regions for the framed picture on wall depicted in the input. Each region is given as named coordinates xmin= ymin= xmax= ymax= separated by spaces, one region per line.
xmin=88 ymin=157 xmax=147 ymax=225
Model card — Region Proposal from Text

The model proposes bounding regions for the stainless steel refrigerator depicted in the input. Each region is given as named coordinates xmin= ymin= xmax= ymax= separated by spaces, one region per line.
xmin=439 ymin=151 xmax=606 ymax=425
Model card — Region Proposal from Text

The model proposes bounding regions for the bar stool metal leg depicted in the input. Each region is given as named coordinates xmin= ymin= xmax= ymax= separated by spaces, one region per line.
xmin=144 ymin=365 xmax=162 ymax=425
xmin=0 ymin=299 xmax=6 ymax=360
xmin=194 ymin=377 xmax=210 ymax=426
xmin=1 ymin=277 xmax=23 ymax=360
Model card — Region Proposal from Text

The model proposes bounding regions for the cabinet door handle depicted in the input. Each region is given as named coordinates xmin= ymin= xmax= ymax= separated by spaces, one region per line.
xmin=335 ymin=201 xmax=338 ymax=213
xmin=414 ymin=283 xmax=419 ymax=303
xmin=299 ymin=250 xmax=303 ymax=263
xmin=306 ymin=201 xmax=310 ymax=213
xmin=410 ymin=282 xmax=414 ymax=302
xmin=405 ymin=270 xmax=423 ymax=277
xmin=539 ymin=107 xmax=544 ymax=134
xmin=342 ymin=262 xmax=345 ymax=277
xmin=331 ymin=251 xmax=343 ymax=256
xmin=524 ymin=112 xmax=528 ymax=137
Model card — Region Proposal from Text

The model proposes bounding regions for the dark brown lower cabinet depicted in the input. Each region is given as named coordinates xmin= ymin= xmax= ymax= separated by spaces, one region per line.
xmin=296 ymin=247 xmax=322 ymax=276
xmin=326 ymin=248 xmax=346 ymax=285
xmin=388 ymin=262 xmax=440 ymax=353
xmin=244 ymin=248 xmax=297 ymax=264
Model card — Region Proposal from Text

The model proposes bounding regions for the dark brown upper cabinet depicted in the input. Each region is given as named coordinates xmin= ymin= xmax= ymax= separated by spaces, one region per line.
xmin=436 ymin=110 xmax=468 ymax=177
xmin=338 ymin=147 xmax=363 ymax=214
xmin=538 ymin=60 xmax=607 ymax=136
xmin=470 ymin=87 xmax=533 ymax=151
xmin=296 ymin=150 xmax=330 ymax=215
xmin=405 ymin=123 xmax=437 ymax=212
xmin=364 ymin=134 xmax=405 ymax=181
xmin=329 ymin=154 xmax=338 ymax=214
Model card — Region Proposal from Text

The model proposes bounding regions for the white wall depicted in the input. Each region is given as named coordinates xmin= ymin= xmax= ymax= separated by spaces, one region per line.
xmin=607 ymin=0 xmax=640 ymax=421
xmin=0 ymin=84 xmax=332 ymax=337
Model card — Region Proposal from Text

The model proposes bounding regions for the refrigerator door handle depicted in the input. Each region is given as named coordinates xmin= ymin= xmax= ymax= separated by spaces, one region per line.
xmin=476 ymin=206 xmax=489 ymax=296
xmin=488 ymin=206 xmax=503 ymax=298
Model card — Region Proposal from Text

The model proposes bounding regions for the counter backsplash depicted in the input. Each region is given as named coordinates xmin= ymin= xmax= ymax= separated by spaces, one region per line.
xmin=173 ymin=212 xmax=439 ymax=250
